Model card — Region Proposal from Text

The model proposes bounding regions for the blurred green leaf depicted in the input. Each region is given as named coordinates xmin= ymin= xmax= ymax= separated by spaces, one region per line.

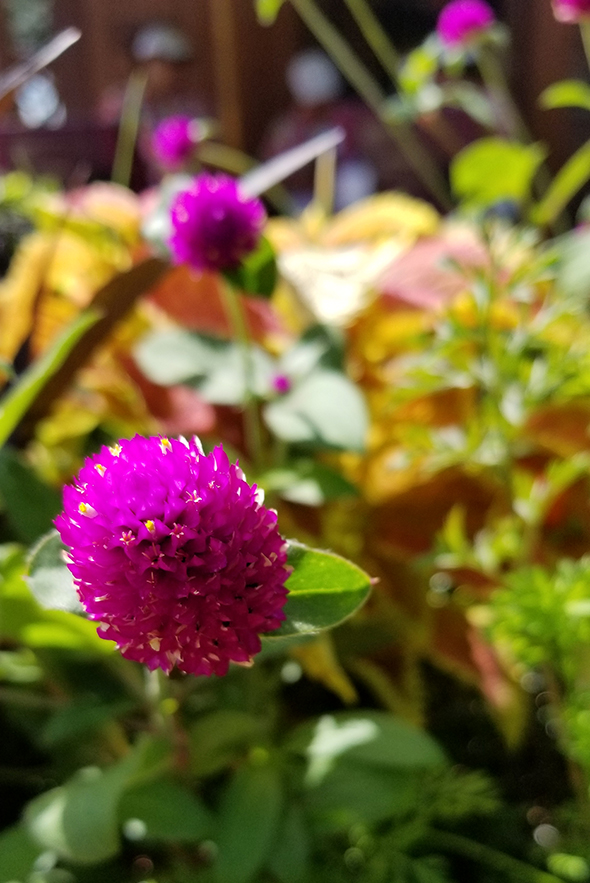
xmin=260 ymin=459 xmax=358 ymax=507
xmin=0 ymin=308 xmax=100 ymax=449
xmin=41 ymin=699 xmax=134 ymax=748
xmin=24 ymin=736 xmax=168 ymax=865
xmin=224 ymin=236 xmax=278 ymax=298
xmin=289 ymin=711 xmax=445 ymax=782
xmin=0 ymin=447 xmax=61 ymax=544
xmin=0 ymin=823 xmax=40 ymax=883
xmin=215 ymin=761 xmax=283 ymax=883
xmin=450 ymin=137 xmax=546 ymax=207
xmin=189 ymin=710 xmax=267 ymax=777
xmin=135 ymin=330 xmax=274 ymax=404
xmin=267 ymin=805 xmax=311 ymax=883
xmin=540 ymin=79 xmax=590 ymax=112
xmin=268 ymin=541 xmax=372 ymax=638
xmin=119 ymin=779 xmax=212 ymax=843
xmin=531 ymin=140 xmax=590 ymax=226
xmin=256 ymin=0 xmax=285 ymax=24
xmin=27 ymin=529 xmax=79 ymax=613
xmin=547 ymin=853 xmax=590 ymax=882
xmin=264 ymin=369 xmax=368 ymax=450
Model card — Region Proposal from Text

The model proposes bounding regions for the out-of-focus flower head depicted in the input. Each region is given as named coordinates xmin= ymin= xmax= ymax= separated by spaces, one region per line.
xmin=169 ymin=173 xmax=266 ymax=272
xmin=55 ymin=435 xmax=290 ymax=676
xmin=436 ymin=0 xmax=496 ymax=46
xmin=552 ymin=0 xmax=590 ymax=22
xmin=152 ymin=115 xmax=199 ymax=170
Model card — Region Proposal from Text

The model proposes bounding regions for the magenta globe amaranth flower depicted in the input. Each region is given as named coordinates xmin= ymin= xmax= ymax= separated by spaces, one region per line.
xmin=55 ymin=436 xmax=290 ymax=676
xmin=152 ymin=115 xmax=199 ymax=169
xmin=169 ymin=173 xmax=266 ymax=272
xmin=552 ymin=0 xmax=590 ymax=22
xmin=437 ymin=0 xmax=495 ymax=46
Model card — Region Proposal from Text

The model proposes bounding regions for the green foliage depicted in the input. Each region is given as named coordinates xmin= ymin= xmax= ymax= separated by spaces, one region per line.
xmin=255 ymin=0 xmax=285 ymax=24
xmin=450 ymin=138 xmax=546 ymax=208
xmin=540 ymin=80 xmax=590 ymax=112
xmin=224 ymin=235 xmax=278 ymax=298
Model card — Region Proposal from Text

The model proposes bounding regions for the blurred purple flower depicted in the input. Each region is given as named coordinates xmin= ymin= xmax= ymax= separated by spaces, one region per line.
xmin=272 ymin=374 xmax=292 ymax=395
xmin=552 ymin=0 xmax=590 ymax=21
xmin=55 ymin=436 xmax=289 ymax=676
xmin=437 ymin=0 xmax=495 ymax=46
xmin=169 ymin=173 xmax=266 ymax=272
xmin=152 ymin=115 xmax=198 ymax=170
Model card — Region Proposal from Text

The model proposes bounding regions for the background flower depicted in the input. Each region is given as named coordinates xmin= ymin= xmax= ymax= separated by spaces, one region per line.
xmin=152 ymin=115 xmax=199 ymax=170
xmin=169 ymin=173 xmax=266 ymax=272
xmin=552 ymin=0 xmax=590 ymax=22
xmin=437 ymin=0 xmax=496 ymax=46
xmin=55 ymin=436 xmax=289 ymax=676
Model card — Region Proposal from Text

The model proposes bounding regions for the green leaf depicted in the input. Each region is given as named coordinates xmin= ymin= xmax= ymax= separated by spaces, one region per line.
xmin=135 ymin=331 xmax=275 ymax=404
xmin=260 ymin=459 xmax=358 ymax=507
xmin=0 ymin=824 xmax=40 ymax=883
xmin=540 ymin=79 xmax=590 ymax=112
xmin=41 ymin=699 xmax=134 ymax=747
xmin=256 ymin=0 xmax=285 ymax=24
xmin=268 ymin=541 xmax=372 ymax=638
xmin=450 ymin=137 xmax=546 ymax=207
xmin=531 ymin=139 xmax=590 ymax=226
xmin=267 ymin=805 xmax=311 ymax=883
xmin=224 ymin=236 xmax=278 ymax=298
xmin=280 ymin=324 xmax=345 ymax=377
xmin=215 ymin=761 xmax=283 ymax=883
xmin=27 ymin=529 xmax=79 ymax=613
xmin=289 ymin=711 xmax=445 ymax=782
xmin=119 ymin=779 xmax=212 ymax=844
xmin=0 ymin=447 xmax=61 ymax=544
xmin=189 ymin=710 xmax=267 ymax=777
xmin=263 ymin=369 xmax=368 ymax=451
xmin=0 ymin=308 xmax=100 ymax=449
xmin=24 ymin=736 xmax=167 ymax=865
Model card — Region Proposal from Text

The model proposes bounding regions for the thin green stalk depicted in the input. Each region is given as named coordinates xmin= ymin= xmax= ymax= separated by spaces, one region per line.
xmin=289 ymin=0 xmax=452 ymax=208
xmin=219 ymin=280 xmax=265 ymax=471
xmin=112 ymin=70 xmax=148 ymax=188
xmin=313 ymin=146 xmax=337 ymax=215
xmin=341 ymin=0 xmax=401 ymax=87
xmin=581 ymin=22 xmax=590 ymax=74
xmin=428 ymin=830 xmax=565 ymax=883
xmin=477 ymin=46 xmax=530 ymax=142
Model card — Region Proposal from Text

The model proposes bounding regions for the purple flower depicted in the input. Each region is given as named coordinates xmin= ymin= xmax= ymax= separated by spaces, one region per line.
xmin=552 ymin=0 xmax=590 ymax=21
xmin=272 ymin=373 xmax=292 ymax=395
xmin=437 ymin=0 xmax=495 ymax=46
xmin=55 ymin=436 xmax=289 ymax=676
xmin=152 ymin=116 xmax=198 ymax=170
xmin=169 ymin=173 xmax=266 ymax=272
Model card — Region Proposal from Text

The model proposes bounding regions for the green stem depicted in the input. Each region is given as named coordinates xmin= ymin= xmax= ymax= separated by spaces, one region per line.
xmin=476 ymin=46 xmax=530 ymax=142
xmin=341 ymin=0 xmax=401 ymax=87
xmin=581 ymin=22 xmax=590 ymax=74
xmin=289 ymin=0 xmax=452 ymax=209
xmin=428 ymin=830 xmax=565 ymax=883
xmin=112 ymin=70 xmax=148 ymax=188
xmin=219 ymin=280 xmax=265 ymax=470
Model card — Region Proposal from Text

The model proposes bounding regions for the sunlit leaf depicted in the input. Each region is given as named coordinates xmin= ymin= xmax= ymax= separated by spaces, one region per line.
xmin=256 ymin=0 xmax=285 ymax=24
xmin=0 ymin=308 xmax=100 ymax=449
xmin=27 ymin=528 xmax=79 ymax=613
xmin=268 ymin=541 xmax=372 ymax=638
xmin=531 ymin=140 xmax=590 ymax=227
xmin=224 ymin=236 xmax=278 ymax=299
xmin=451 ymin=137 xmax=546 ymax=207
xmin=263 ymin=369 xmax=368 ymax=450
xmin=540 ymin=79 xmax=590 ymax=112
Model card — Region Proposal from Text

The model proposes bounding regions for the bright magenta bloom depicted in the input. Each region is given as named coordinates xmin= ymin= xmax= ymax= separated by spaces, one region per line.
xmin=169 ymin=173 xmax=266 ymax=272
xmin=55 ymin=436 xmax=289 ymax=676
xmin=552 ymin=0 xmax=590 ymax=21
xmin=152 ymin=116 xmax=198 ymax=169
xmin=437 ymin=0 xmax=495 ymax=46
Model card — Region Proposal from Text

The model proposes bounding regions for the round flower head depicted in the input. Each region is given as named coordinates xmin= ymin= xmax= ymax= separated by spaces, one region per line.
xmin=152 ymin=115 xmax=198 ymax=170
xmin=169 ymin=173 xmax=266 ymax=272
xmin=55 ymin=436 xmax=290 ymax=676
xmin=437 ymin=0 xmax=495 ymax=46
xmin=552 ymin=0 xmax=590 ymax=22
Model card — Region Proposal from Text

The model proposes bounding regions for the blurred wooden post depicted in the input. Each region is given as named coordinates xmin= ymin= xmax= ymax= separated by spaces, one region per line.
xmin=209 ymin=0 xmax=244 ymax=149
